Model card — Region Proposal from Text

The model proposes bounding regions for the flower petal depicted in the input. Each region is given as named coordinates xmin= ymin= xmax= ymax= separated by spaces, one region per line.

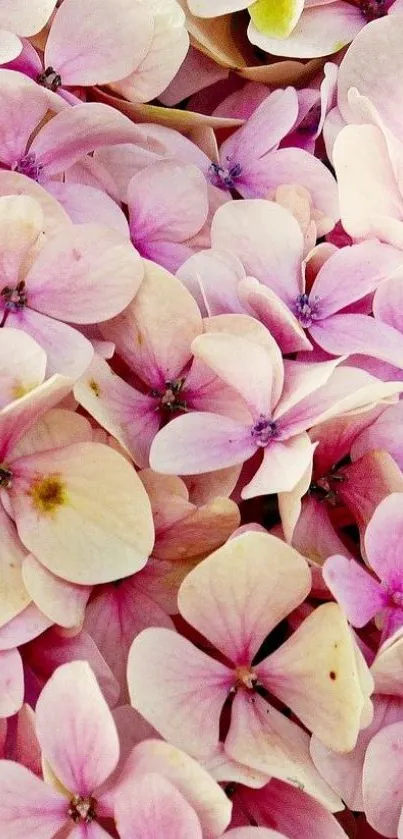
xmin=35 ymin=660 xmax=120 ymax=794
xmin=242 ymin=434 xmax=316 ymax=498
xmin=0 ymin=649 xmax=24 ymax=717
xmin=22 ymin=555 xmax=91 ymax=629
xmin=364 ymin=493 xmax=403 ymax=589
xmin=127 ymin=627 xmax=233 ymax=757
xmin=258 ymin=603 xmax=373 ymax=752
xmin=363 ymin=721 xmax=403 ymax=838
xmin=0 ymin=759 xmax=66 ymax=839
xmin=178 ymin=531 xmax=311 ymax=664
xmin=323 ymin=555 xmax=387 ymax=627
xmin=115 ymin=773 xmax=203 ymax=839
xmin=150 ymin=412 xmax=254 ymax=475
xmin=10 ymin=442 xmax=154 ymax=584
xmin=45 ymin=0 xmax=153 ymax=85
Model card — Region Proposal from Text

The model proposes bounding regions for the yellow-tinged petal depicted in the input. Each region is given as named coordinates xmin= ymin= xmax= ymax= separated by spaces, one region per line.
xmin=249 ymin=0 xmax=304 ymax=39
xmin=258 ymin=603 xmax=373 ymax=752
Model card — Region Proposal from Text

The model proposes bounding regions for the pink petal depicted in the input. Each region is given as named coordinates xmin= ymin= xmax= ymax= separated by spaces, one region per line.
xmin=236 ymin=147 xmax=339 ymax=227
xmin=45 ymin=0 xmax=153 ymax=85
xmin=312 ymin=241 xmax=403 ymax=319
xmin=0 ymin=603 xmax=52 ymax=651
xmin=177 ymin=249 xmax=246 ymax=317
xmin=0 ymin=374 xmax=72 ymax=462
xmin=237 ymin=279 xmax=311 ymax=354
xmin=0 ymin=649 xmax=24 ymax=717
xmin=45 ymin=182 xmax=129 ymax=236
xmin=310 ymin=313 xmax=403 ymax=368
xmin=0 ymin=171 xmax=69 ymax=237
xmin=211 ymin=199 xmax=303 ymax=304
xmin=225 ymin=692 xmax=341 ymax=810
xmin=337 ymin=14 xmax=403 ymax=137
xmin=83 ymin=577 xmax=173 ymax=701
xmin=258 ymin=603 xmax=373 ymax=752
xmin=8 ymin=309 xmax=94 ymax=379
xmin=0 ymin=69 xmax=48 ymax=165
xmin=26 ymin=628 xmax=120 ymax=709
xmin=0 ymin=328 xmax=46 ymax=409
xmin=275 ymin=358 xmax=340 ymax=423
xmin=10 ymin=442 xmax=154 ymax=584
xmin=323 ymin=554 xmax=387 ymax=627
xmin=128 ymin=161 xmax=209 ymax=246
xmin=220 ymin=87 xmax=299 ymax=167
xmin=31 ymin=102 xmax=155 ymax=177
xmin=127 ymin=627 xmax=233 ymax=757
xmin=150 ymin=412 xmax=254 ymax=475
xmin=0 ymin=0 xmax=57 ymax=36
xmin=248 ymin=2 xmax=364 ymax=59
xmin=115 ymin=773 xmax=202 ymax=839
xmin=100 ymin=259 xmax=202 ymax=390
xmin=116 ymin=739 xmax=231 ymax=839
xmin=242 ymin=434 xmax=316 ymax=499
xmin=239 ymin=777 xmax=349 ymax=839
xmin=226 ymin=831 xmax=289 ymax=839
xmin=0 ymin=759 xmax=66 ymax=839
xmin=351 ymin=402 xmax=403 ymax=471
xmin=35 ymin=660 xmax=120 ymax=794
xmin=26 ymin=224 xmax=143 ymax=324
xmin=22 ymin=555 xmax=91 ymax=629
xmin=311 ymin=695 xmax=403 ymax=811
xmin=11 ymin=407 xmax=92 ymax=461
xmin=192 ymin=332 xmax=276 ymax=417
xmin=0 ymin=194 xmax=43 ymax=287
xmin=74 ymin=355 xmax=160 ymax=467
xmin=333 ymin=124 xmax=403 ymax=245
xmin=364 ymin=493 xmax=403 ymax=589
xmin=374 ymin=273 xmax=403 ymax=332
xmin=178 ymin=531 xmax=311 ymax=664
xmin=363 ymin=721 xmax=403 ymax=837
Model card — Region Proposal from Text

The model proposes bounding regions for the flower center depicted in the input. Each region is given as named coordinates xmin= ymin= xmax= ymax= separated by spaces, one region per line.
xmin=36 ymin=66 xmax=62 ymax=91
xmin=12 ymin=152 xmax=44 ymax=183
xmin=235 ymin=665 xmax=258 ymax=691
xmin=390 ymin=590 xmax=403 ymax=607
xmin=0 ymin=466 xmax=12 ymax=488
xmin=251 ymin=415 xmax=278 ymax=447
xmin=150 ymin=378 xmax=187 ymax=413
xmin=208 ymin=159 xmax=242 ymax=190
xmin=68 ymin=795 xmax=97 ymax=824
xmin=0 ymin=281 xmax=27 ymax=324
xmin=294 ymin=293 xmax=320 ymax=328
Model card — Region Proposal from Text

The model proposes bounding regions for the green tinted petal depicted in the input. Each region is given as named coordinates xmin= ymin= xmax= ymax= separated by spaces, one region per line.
xmin=249 ymin=0 xmax=304 ymax=39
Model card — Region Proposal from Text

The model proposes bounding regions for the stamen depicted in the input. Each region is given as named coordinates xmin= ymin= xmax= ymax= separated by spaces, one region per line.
xmin=1 ymin=281 xmax=27 ymax=313
xmin=68 ymin=795 xmax=97 ymax=824
xmin=12 ymin=152 xmax=44 ymax=183
xmin=208 ymin=158 xmax=242 ymax=190
xmin=294 ymin=293 xmax=320 ymax=328
xmin=36 ymin=66 xmax=62 ymax=91
xmin=150 ymin=378 xmax=187 ymax=413
xmin=251 ymin=415 xmax=278 ymax=447
xmin=0 ymin=466 xmax=12 ymax=488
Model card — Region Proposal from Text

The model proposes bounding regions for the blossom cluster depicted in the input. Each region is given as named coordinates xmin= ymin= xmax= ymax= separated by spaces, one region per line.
xmin=0 ymin=1 xmax=403 ymax=838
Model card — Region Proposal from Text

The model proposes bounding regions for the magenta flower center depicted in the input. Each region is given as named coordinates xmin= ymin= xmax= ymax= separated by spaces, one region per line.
xmin=294 ymin=293 xmax=320 ymax=328
xmin=36 ymin=66 xmax=62 ymax=91
xmin=12 ymin=152 xmax=44 ymax=183
xmin=208 ymin=158 xmax=242 ymax=190
xmin=251 ymin=415 xmax=278 ymax=447
xmin=390 ymin=589 xmax=403 ymax=607
xmin=150 ymin=378 xmax=187 ymax=412
xmin=1 ymin=281 xmax=27 ymax=313
xmin=68 ymin=795 xmax=97 ymax=824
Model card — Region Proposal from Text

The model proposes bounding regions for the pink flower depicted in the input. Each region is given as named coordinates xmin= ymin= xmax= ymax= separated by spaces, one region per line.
xmin=324 ymin=493 xmax=403 ymax=642
xmin=0 ymin=193 xmax=144 ymax=377
xmin=190 ymin=199 xmax=403 ymax=366
xmin=76 ymin=261 xmax=246 ymax=467
xmin=128 ymin=532 xmax=373 ymax=797
xmin=149 ymin=322 xmax=403 ymax=500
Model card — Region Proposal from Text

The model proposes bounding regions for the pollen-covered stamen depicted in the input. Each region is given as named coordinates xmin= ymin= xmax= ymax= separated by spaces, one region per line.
xmin=310 ymin=471 xmax=345 ymax=506
xmin=294 ymin=293 xmax=320 ymax=328
xmin=0 ymin=466 xmax=12 ymax=488
xmin=68 ymin=795 xmax=97 ymax=824
xmin=251 ymin=415 xmax=278 ymax=448
xmin=1 ymin=281 xmax=28 ymax=313
xmin=235 ymin=665 xmax=258 ymax=691
xmin=36 ymin=66 xmax=62 ymax=91
xmin=12 ymin=152 xmax=44 ymax=183
xmin=208 ymin=158 xmax=242 ymax=190
xmin=150 ymin=378 xmax=187 ymax=412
